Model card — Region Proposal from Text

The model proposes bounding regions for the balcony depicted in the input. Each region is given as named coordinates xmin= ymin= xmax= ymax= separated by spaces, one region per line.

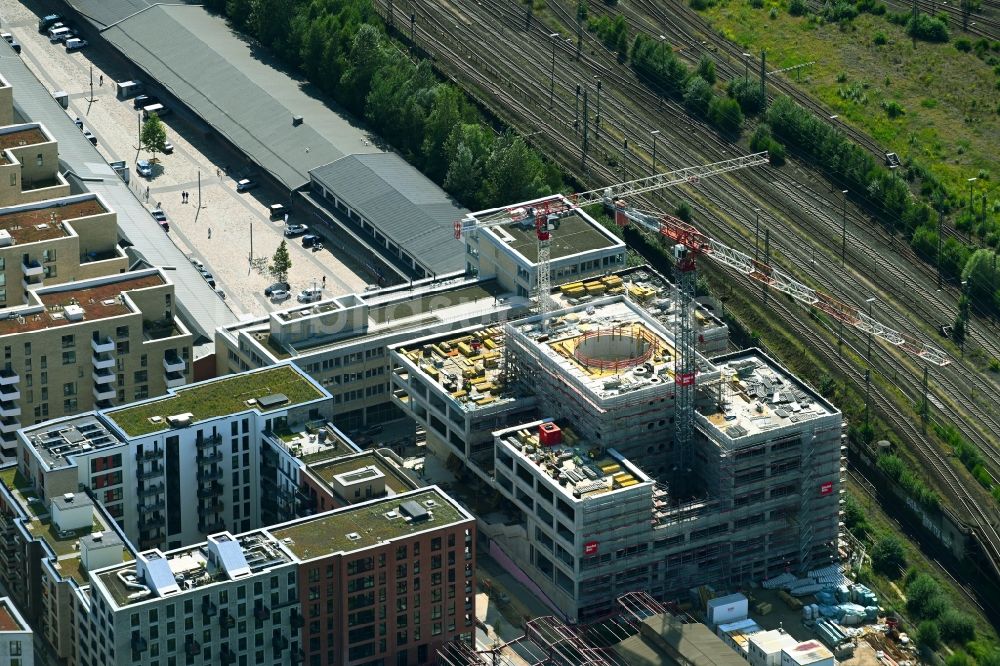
xmin=131 ymin=635 xmax=147 ymax=653
xmin=93 ymin=385 xmax=115 ymax=401
xmin=163 ymin=355 xmax=186 ymax=373
xmin=0 ymin=370 xmax=19 ymax=386
xmin=197 ymin=468 xmax=222 ymax=482
xmin=92 ymin=368 xmax=115 ymax=385
xmin=185 ymin=639 xmax=201 ymax=657
xmin=254 ymin=604 xmax=270 ymax=621
xmin=201 ymin=599 xmax=217 ymax=617
xmin=196 ymin=434 xmax=222 ymax=449
xmin=138 ymin=464 xmax=165 ymax=480
xmin=91 ymin=335 xmax=115 ymax=354
xmin=199 ymin=520 xmax=225 ymax=533
xmin=136 ymin=447 xmax=161 ymax=462
xmin=197 ymin=483 xmax=223 ymax=499
xmin=271 ymin=634 xmax=288 ymax=651
xmin=0 ymin=385 xmax=19 ymax=401
xmin=164 ymin=371 xmax=186 ymax=389
xmin=0 ymin=402 xmax=19 ymax=418
xmin=198 ymin=501 xmax=224 ymax=516
xmin=197 ymin=451 xmax=222 ymax=465
xmin=220 ymin=648 xmax=236 ymax=665
xmin=139 ymin=514 xmax=165 ymax=530
xmin=21 ymin=259 xmax=42 ymax=277
xmin=92 ymin=353 xmax=115 ymax=370
xmin=139 ymin=482 xmax=164 ymax=497
xmin=138 ymin=502 xmax=161 ymax=515
xmin=0 ymin=417 xmax=20 ymax=434
xmin=219 ymin=611 xmax=235 ymax=629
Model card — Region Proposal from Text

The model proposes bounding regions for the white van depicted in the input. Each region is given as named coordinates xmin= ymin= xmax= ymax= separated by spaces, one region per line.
xmin=48 ymin=26 xmax=71 ymax=43
xmin=142 ymin=103 xmax=170 ymax=120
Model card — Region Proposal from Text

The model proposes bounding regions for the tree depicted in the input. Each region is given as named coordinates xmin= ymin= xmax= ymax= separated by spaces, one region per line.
xmin=697 ymin=55 xmax=716 ymax=85
xmin=422 ymin=86 xmax=466 ymax=181
xmin=683 ymin=76 xmax=713 ymax=117
xmin=961 ymin=248 xmax=1000 ymax=313
xmin=906 ymin=573 xmax=948 ymax=619
xmin=480 ymin=132 xmax=550 ymax=208
xmin=870 ymin=536 xmax=907 ymax=577
xmin=709 ymin=96 xmax=744 ymax=135
xmin=340 ymin=24 xmax=387 ymax=115
xmin=270 ymin=240 xmax=292 ymax=283
xmin=140 ymin=113 xmax=167 ymax=162
xmin=675 ymin=202 xmax=693 ymax=222
xmin=917 ymin=620 xmax=941 ymax=651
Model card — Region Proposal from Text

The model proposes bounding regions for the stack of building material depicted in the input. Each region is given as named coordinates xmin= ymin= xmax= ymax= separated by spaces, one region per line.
xmin=762 ymin=573 xmax=797 ymax=590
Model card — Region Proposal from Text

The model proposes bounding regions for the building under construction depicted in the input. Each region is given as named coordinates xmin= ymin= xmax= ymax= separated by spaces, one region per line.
xmin=390 ymin=297 xmax=844 ymax=622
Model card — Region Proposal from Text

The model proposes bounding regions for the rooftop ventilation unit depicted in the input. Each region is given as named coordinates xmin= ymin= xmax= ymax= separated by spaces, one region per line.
xmin=346 ymin=532 xmax=361 ymax=541
xmin=166 ymin=413 xmax=193 ymax=428
xmin=0 ymin=229 xmax=11 ymax=247
xmin=63 ymin=304 xmax=84 ymax=321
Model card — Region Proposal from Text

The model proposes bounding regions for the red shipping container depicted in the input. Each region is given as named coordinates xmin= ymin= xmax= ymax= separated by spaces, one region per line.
xmin=538 ymin=422 xmax=562 ymax=446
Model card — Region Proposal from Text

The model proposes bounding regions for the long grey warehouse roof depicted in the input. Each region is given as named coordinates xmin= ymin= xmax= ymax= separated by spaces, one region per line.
xmin=100 ymin=4 xmax=381 ymax=192
xmin=310 ymin=153 xmax=467 ymax=275
xmin=0 ymin=42 xmax=235 ymax=350
xmin=62 ymin=0 xmax=152 ymax=28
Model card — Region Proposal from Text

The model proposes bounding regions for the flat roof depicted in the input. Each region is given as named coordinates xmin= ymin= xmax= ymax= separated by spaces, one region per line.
xmin=617 ymin=613 xmax=748 ymax=666
xmin=270 ymin=489 xmax=467 ymax=561
xmin=97 ymin=531 xmax=291 ymax=608
xmin=23 ymin=413 xmax=124 ymax=470
xmin=0 ymin=127 xmax=48 ymax=161
xmin=700 ymin=351 xmax=838 ymax=441
xmin=101 ymin=4 xmax=382 ymax=191
xmin=309 ymin=451 xmax=418 ymax=496
xmin=485 ymin=212 xmax=619 ymax=264
xmin=0 ymin=197 xmax=105 ymax=244
xmin=0 ymin=599 xmax=28 ymax=632
xmin=106 ymin=365 xmax=325 ymax=437
xmin=310 ymin=153 xmax=467 ymax=273
xmin=0 ymin=271 xmax=164 ymax=336
xmin=497 ymin=421 xmax=650 ymax=501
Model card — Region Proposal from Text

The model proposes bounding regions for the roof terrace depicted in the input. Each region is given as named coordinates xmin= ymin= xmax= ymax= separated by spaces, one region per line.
xmin=0 ymin=196 xmax=105 ymax=244
xmin=270 ymin=488 xmax=467 ymax=561
xmin=23 ymin=413 xmax=124 ymax=470
xmin=0 ymin=598 xmax=28 ymax=632
xmin=106 ymin=364 xmax=325 ymax=437
xmin=97 ymin=531 xmax=291 ymax=608
xmin=0 ymin=271 xmax=164 ymax=336
xmin=699 ymin=351 xmax=838 ymax=442
xmin=0 ymin=126 xmax=48 ymax=163
xmin=309 ymin=450 xmax=419 ymax=497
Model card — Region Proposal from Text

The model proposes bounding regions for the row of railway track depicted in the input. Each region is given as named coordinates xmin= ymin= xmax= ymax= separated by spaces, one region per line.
xmin=373 ymin=0 xmax=1000 ymax=578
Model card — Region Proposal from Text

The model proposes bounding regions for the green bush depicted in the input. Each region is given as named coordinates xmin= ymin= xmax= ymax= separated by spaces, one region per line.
xmin=955 ymin=37 xmax=973 ymax=52
xmin=874 ymin=31 xmax=888 ymax=45
xmin=939 ymin=609 xmax=976 ymax=644
xmin=789 ymin=0 xmax=808 ymax=15
xmin=728 ymin=77 xmax=765 ymax=114
xmin=881 ymin=100 xmax=905 ymax=117
xmin=676 ymin=202 xmax=693 ymax=222
xmin=683 ymin=76 xmax=714 ymax=117
xmin=906 ymin=573 xmax=949 ymax=619
xmin=907 ymin=14 xmax=949 ymax=42
xmin=871 ymin=536 xmax=907 ymax=577
xmin=917 ymin=620 xmax=941 ymax=651
xmin=631 ymin=34 xmax=690 ymax=97
xmin=822 ymin=1 xmax=859 ymax=21
xmin=708 ymin=96 xmax=744 ymax=134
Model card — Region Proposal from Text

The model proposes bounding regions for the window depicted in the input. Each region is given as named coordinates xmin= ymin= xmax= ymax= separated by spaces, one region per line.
xmin=42 ymin=248 xmax=56 ymax=262
xmin=62 ymin=351 xmax=75 ymax=365
xmin=36 ymin=153 xmax=43 ymax=166
xmin=63 ymin=398 xmax=77 ymax=412
xmin=61 ymin=335 xmax=74 ymax=349
xmin=63 ymin=382 xmax=76 ymax=397
xmin=134 ymin=370 xmax=148 ymax=383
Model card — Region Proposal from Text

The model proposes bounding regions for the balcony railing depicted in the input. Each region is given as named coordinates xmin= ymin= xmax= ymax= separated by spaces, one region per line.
xmin=138 ymin=464 xmax=165 ymax=480
xmin=0 ymin=417 xmax=20 ymax=434
xmin=139 ymin=482 xmax=164 ymax=497
xmin=196 ymin=434 xmax=222 ymax=449
xmin=92 ymin=385 xmax=115 ymax=401
xmin=163 ymin=355 xmax=186 ymax=373
xmin=165 ymin=371 xmax=185 ymax=389
xmin=197 ymin=483 xmax=223 ymax=499
xmin=197 ymin=468 xmax=222 ymax=482
xmin=137 ymin=448 xmax=161 ymax=462
xmin=197 ymin=451 xmax=223 ymax=465
xmin=198 ymin=501 xmax=224 ymax=516
xmin=92 ymin=353 xmax=115 ymax=370
xmin=0 ymin=370 xmax=19 ymax=386
xmin=0 ymin=402 xmax=20 ymax=418
xmin=0 ymin=385 xmax=19 ymax=401
xmin=21 ymin=259 xmax=42 ymax=277
xmin=91 ymin=336 xmax=115 ymax=354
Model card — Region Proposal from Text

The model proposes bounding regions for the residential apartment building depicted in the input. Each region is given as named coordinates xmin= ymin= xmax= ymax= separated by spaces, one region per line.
xmin=0 ymin=596 xmax=33 ymax=666
xmin=0 ymin=120 xmax=71 ymax=208
xmin=84 ymin=486 xmax=475 ymax=666
xmin=390 ymin=297 xmax=844 ymax=621
xmin=0 ymin=267 xmax=192 ymax=459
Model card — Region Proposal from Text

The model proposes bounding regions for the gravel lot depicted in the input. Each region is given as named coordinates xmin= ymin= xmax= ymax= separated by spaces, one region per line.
xmin=0 ymin=0 xmax=368 ymax=316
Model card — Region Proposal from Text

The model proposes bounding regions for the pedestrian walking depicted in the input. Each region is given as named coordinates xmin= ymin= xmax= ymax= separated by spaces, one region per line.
xmin=322 ymin=275 xmax=327 ymax=287
xmin=145 ymin=186 xmax=150 ymax=200
xmin=208 ymin=228 xmax=212 ymax=239
xmin=99 ymin=74 xmax=104 ymax=86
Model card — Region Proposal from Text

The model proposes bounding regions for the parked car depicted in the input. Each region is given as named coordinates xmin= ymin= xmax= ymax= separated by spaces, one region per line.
xmin=2 ymin=34 xmax=21 ymax=54
xmin=48 ymin=26 xmax=73 ymax=44
xmin=82 ymin=128 xmax=97 ymax=145
xmin=39 ymin=14 xmax=62 ymax=33
xmin=264 ymin=281 xmax=289 ymax=296
xmin=269 ymin=203 xmax=287 ymax=220
xmin=297 ymin=288 xmax=322 ymax=303
xmin=151 ymin=209 xmax=169 ymax=232
xmin=301 ymin=233 xmax=321 ymax=248
xmin=236 ymin=178 xmax=257 ymax=192
xmin=65 ymin=38 xmax=88 ymax=52
xmin=270 ymin=289 xmax=291 ymax=303
xmin=215 ymin=289 xmax=226 ymax=300
xmin=283 ymin=223 xmax=308 ymax=237
xmin=73 ymin=116 xmax=83 ymax=129
xmin=136 ymin=159 xmax=152 ymax=178
xmin=162 ymin=141 xmax=174 ymax=154
xmin=190 ymin=258 xmax=204 ymax=271
xmin=200 ymin=271 xmax=216 ymax=288
xmin=133 ymin=94 xmax=157 ymax=110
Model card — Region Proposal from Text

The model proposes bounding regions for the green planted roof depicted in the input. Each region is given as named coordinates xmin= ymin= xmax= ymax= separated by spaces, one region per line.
xmin=107 ymin=366 xmax=323 ymax=436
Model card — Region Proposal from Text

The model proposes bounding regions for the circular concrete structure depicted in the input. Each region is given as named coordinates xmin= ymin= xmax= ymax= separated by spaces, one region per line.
xmin=574 ymin=329 xmax=655 ymax=370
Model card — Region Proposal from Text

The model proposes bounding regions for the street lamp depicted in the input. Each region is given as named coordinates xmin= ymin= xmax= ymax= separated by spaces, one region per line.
xmin=742 ymin=52 xmax=752 ymax=79
xmin=865 ymin=297 xmax=876 ymax=364
xmin=650 ymin=130 xmax=660 ymax=172
xmin=967 ymin=177 xmax=977 ymax=236
xmin=840 ymin=190 xmax=849 ymax=267
xmin=548 ymin=33 xmax=559 ymax=110
xmin=960 ymin=279 xmax=969 ymax=355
